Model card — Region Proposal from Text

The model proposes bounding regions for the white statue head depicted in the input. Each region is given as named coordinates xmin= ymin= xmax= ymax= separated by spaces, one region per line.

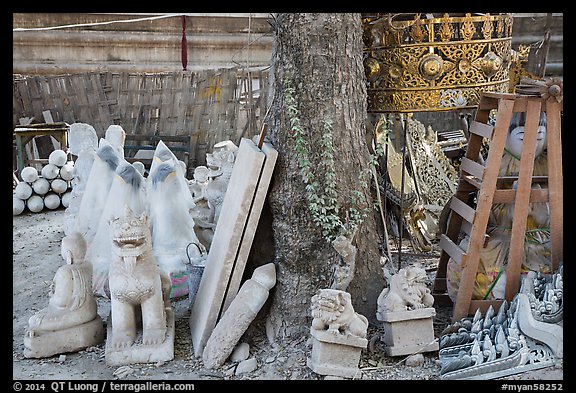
xmin=193 ymin=166 xmax=210 ymax=183
xmin=206 ymin=140 xmax=237 ymax=172
xmin=61 ymin=232 xmax=87 ymax=265
xmin=505 ymin=112 xmax=547 ymax=158
xmin=104 ymin=125 xmax=126 ymax=154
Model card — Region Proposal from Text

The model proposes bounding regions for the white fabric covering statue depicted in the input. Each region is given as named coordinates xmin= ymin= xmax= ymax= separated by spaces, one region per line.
xmin=147 ymin=156 xmax=206 ymax=297
xmin=75 ymin=139 xmax=122 ymax=244
xmin=87 ymin=161 xmax=148 ymax=297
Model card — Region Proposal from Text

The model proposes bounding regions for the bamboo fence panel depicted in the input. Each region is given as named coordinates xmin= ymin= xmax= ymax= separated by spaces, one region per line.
xmin=13 ymin=68 xmax=269 ymax=170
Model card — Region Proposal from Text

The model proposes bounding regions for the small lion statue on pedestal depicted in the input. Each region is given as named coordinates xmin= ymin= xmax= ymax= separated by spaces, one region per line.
xmin=310 ymin=288 xmax=368 ymax=338
xmin=105 ymin=205 xmax=174 ymax=366
xmin=375 ymin=264 xmax=438 ymax=356
xmin=377 ymin=264 xmax=434 ymax=316
xmin=307 ymin=288 xmax=369 ymax=378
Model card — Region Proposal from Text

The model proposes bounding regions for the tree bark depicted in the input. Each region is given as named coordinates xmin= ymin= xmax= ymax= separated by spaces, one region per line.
xmin=265 ymin=13 xmax=384 ymax=340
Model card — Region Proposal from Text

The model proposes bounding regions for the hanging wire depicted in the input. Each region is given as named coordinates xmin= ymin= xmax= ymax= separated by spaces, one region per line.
xmin=13 ymin=14 xmax=188 ymax=32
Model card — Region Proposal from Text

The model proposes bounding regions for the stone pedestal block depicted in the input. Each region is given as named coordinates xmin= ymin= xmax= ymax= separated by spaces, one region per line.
xmin=105 ymin=309 xmax=175 ymax=366
xmin=307 ymin=328 xmax=367 ymax=379
xmin=24 ymin=316 xmax=104 ymax=358
xmin=379 ymin=307 xmax=439 ymax=356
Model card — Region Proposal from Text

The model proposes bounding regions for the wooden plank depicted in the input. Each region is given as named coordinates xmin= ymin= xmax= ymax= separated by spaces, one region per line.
xmin=440 ymin=234 xmax=465 ymax=265
xmin=504 ymin=99 xmax=542 ymax=302
xmin=460 ymin=157 xmax=485 ymax=180
xmin=493 ymin=188 xmax=549 ymax=204
xmin=477 ymin=96 xmax=501 ymax=111
xmin=545 ymin=99 xmax=563 ymax=270
xmin=481 ymin=91 xmax=517 ymax=100
xmin=149 ymin=74 xmax=162 ymax=135
xmin=468 ymin=120 xmax=494 ymax=139
xmin=495 ymin=188 xmax=548 ymax=204
xmin=160 ymin=74 xmax=174 ymax=134
xmin=497 ymin=175 xmax=548 ymax=183
xmin=449 ymin=196 xmax=476 ymax=224
xmin=513 ymin=96 xmax=548 ymax=113
xmin=434 ymin=190 xmax=468 ymax=293
xmin=462 ymin=174 xmax=482 ymax=189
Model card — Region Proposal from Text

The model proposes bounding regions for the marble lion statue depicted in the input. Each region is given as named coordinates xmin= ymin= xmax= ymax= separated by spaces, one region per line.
xmin=108 ymin=205 xmax=171 ymax=349
xmin=310 ymin=288 xmax=368 ymax=338
xmin=377 ymin=264 xmax=434 ymax=317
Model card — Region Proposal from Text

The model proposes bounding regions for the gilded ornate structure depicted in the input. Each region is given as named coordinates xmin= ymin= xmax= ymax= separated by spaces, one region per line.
xmin=362 ymin=13 xmax=514 ymax=113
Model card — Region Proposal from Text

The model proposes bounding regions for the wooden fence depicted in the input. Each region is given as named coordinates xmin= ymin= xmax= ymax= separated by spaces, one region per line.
xmin=13 ymin=67 xmax=269 ymax=168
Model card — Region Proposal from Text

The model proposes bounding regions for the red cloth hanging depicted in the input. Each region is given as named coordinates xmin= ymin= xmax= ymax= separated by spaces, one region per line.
xmin=181 ymin=15 xmax=188 ymax=71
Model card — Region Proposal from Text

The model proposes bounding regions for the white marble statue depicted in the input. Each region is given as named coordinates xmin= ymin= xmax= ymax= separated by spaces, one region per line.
xmin=205 ymin=140 xmax=238 ymax=224
xmin=24 ymin=232 xmax=104 ymax=358
xmin=376 ymin=264 xmax=438 ymax=356
xmin=64 ymin=123 xmax=99 ymax=235
xmin=307 ymin=288 xmax=369 ymax=378
xmin=376 ymin=264 xmax=434 ymax=316
xmin=106 ymin=206 xmax=172 ymax=352
xmin=189 ymin=165 xmax=216 ymax=251
xmin=310 ymin=288 xmax=368 ymax=338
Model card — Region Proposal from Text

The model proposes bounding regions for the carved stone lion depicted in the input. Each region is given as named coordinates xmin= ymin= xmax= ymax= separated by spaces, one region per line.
xmin=377 ymin=264 xmax=434 ymax=317
xmin=108 ymin=206 xmax=171 ymax=349
xmin=310 ymin=289 xmax=368 ymax=338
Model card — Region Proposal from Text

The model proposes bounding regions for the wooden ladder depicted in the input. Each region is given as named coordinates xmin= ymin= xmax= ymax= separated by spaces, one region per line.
xmin=433 ymin=91 xmax=563 ymax=322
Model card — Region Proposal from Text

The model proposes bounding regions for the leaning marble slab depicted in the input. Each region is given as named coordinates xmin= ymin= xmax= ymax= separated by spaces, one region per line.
xmin=221 ymin=141 xmax=278 ymax=313
xmin=189 ymin=138 xmax=277 ymax=358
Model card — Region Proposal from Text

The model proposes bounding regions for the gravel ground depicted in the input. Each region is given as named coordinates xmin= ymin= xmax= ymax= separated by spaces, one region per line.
xmin=13 ymin=208 xmax=563 ymax=383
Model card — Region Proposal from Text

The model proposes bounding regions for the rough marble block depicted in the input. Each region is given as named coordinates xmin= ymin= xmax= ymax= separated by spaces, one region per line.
xmin=379 ymin=307 xmax=439 ymax=356
xmin=189 ymin=138 xmax=265 ymax=358
xmin=307 ymin=328 xmax=367 ymax=379
xmin=105 ymin=309 xmax=175 ymax=366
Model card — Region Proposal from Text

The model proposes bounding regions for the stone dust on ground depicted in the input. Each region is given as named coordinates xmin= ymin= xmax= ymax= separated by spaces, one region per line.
xmin=13 ymin=208 xmax=563 ymax=382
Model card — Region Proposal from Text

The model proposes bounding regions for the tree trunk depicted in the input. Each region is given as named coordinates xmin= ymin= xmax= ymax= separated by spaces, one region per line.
xmin=265 ymin=13 xmax=384 ymax=340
